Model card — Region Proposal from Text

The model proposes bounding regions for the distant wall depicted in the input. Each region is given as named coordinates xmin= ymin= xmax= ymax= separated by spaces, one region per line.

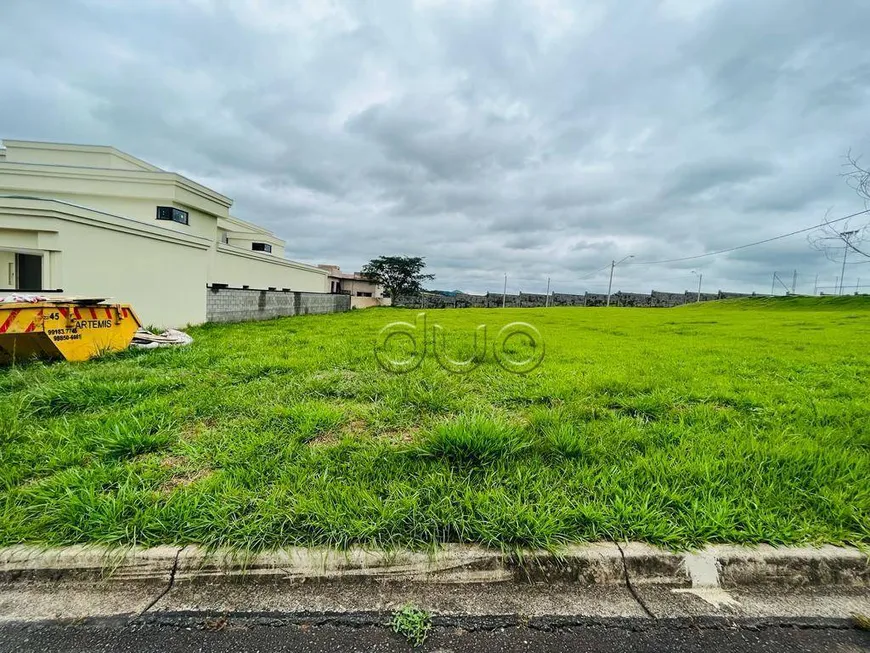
xmin=206 ymin=286 xmax=350 ymax=323
xmin=393 ymin=289 xmax=757 ymax=309
xmin=351 ymin=296 xmax=392 ymax=309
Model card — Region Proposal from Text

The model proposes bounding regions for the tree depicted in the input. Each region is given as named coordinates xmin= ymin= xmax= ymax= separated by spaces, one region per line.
xmin=361 ymin=256 xmax=435 ymax=298
xmin=808 ymin=152 xmax=870 ymax=293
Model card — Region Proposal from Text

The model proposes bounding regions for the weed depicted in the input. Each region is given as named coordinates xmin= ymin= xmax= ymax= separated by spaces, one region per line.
xmin=392 ymin=604 xmax=431 ymax=647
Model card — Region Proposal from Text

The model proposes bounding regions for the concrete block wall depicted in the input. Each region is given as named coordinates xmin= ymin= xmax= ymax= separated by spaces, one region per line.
xmin=456 ymin=292 xmax=488 ymax=308
xmin=392 ymin=289 xmax=760 ymax=310
xmin=651 ymin=290 xmax=687 ymax=307
xmin=584 ymin=293 xmax=609 ymax=307
xmin=551 ymin=292 xmax=586 ymax=306
xmin=519 ymin=292 xmax=548 ymax=307
xmin=486 ymin=293 xmax=521 ymax=307
xmin=206 ymin=286 xmax=350 ymax=323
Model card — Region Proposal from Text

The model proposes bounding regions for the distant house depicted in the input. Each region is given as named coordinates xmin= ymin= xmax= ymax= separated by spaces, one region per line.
xmin=0 ymin=140 xmax=330 ymax=326
xmin=318 ymin=265 xmax=383 ymax=298
xmin=317 ymin=265 xmax=389 ymax=308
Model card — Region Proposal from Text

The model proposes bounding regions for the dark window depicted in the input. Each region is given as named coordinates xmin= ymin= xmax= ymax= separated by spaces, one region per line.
xmin=252 ymin=242 xmax=272 ymax=253
xmin=156 ymin=206 xmax=189 ymax=225
xmin=15 ymin=254 xmax=42 ymax=291
xmin=357 ymin=291 xmax=373 ymax=297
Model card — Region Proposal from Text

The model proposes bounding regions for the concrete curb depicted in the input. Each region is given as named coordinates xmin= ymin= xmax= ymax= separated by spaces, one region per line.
xmin=0 ymin=543 xmax=866 ymax=588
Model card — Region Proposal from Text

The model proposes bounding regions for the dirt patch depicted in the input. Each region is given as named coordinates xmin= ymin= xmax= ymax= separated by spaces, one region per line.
xmin=307 ymin=431 xmax=341 ymax=447
xmin=180 ymin=418 xmax=218 ymax=441
xmin=160 ymin=455 xmax=213 ymax=492
xmin=378 ymin=425 xmax=421 ymax=444
xmin=306 ymin=421 xmax=420 ymax=447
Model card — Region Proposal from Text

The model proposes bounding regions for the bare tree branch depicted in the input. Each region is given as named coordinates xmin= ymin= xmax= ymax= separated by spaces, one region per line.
xmin=843 ymin=149 xmax=870 ymax=209
xmin=808 ymin=153 xmax=870 ymax=262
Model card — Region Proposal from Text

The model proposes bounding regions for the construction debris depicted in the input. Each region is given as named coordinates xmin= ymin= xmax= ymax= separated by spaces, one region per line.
xmin=1 ymin=294 xmax=49 ymax=304
xmin=131 ymin=328 xmax=193 ymax=349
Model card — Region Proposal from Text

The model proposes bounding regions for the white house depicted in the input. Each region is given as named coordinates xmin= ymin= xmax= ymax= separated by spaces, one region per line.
xmin=317 ymin=264 xmax=390 ymax=309
xmin=0 ymin=140 xmax=330 ymax=326
xmin=318 ymin=265 xmax=383 ymax=297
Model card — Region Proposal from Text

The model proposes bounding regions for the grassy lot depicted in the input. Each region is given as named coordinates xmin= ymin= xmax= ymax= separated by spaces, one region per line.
xmin=0 ymin=296 xmax=868 ymax=551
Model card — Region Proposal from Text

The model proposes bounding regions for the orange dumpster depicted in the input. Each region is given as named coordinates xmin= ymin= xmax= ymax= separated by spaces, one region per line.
xmin=0 ymin=300 xmax=142 ymax=363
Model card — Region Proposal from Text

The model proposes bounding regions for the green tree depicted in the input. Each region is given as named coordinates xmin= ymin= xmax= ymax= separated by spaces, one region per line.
xmin=361 ymin=256 xmax=435 ymax=298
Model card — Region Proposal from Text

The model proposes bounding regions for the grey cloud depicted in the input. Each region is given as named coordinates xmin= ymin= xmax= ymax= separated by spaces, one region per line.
xmin=663 ymin=159 xmax=775 ymax=199
xmin=2 ymin=0 xmax=869 ymax=294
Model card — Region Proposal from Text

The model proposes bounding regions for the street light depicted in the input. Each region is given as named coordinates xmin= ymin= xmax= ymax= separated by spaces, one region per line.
xmin=691 ymin=270 xmax=702 ymax=303
xmin=606 ymin=255 xmax=634 ymax=307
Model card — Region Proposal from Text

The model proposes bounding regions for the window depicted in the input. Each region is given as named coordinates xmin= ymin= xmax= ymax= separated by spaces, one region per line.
xmin=252 ymin=242 xmax=272 ymax=253
xmin=13 ymin=254 xmax=42 ymax=291
xmin=156 ymin=206 xmax=189 ymax=225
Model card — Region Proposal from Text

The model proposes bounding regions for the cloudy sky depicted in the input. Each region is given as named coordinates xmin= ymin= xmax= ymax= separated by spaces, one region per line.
xmin=3 ymin=0 xmax=870 ymax=295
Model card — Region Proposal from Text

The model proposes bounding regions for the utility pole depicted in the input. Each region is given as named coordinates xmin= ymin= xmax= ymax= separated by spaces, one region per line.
xmin=839 ymin=230 xmax=858 ymax=295
xmin=545 ymin=277 xmax=550 ymax=307
xmin=791 ymin=270 xmax=797 ymax=295
xmin=606 ymin=261 xmax=615 ymax=307
xmin=771 ymin=272 xmax=776 ymax=296
xmin=502 ymin=274 xmax=507 ymax=308
xmin=692 ymin=270 xmax=702 ymax=302
xmin=813 ymin=274 xmax=819 ymax=296
xmin=606 ymin=255 xmax=634 ymax=307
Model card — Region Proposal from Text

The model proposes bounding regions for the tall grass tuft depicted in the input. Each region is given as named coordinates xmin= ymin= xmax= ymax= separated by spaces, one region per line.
xmin=419 ymin=415 xmax=531 ymax=464
xmin=541 ymin=423 xmax=585 ymax=459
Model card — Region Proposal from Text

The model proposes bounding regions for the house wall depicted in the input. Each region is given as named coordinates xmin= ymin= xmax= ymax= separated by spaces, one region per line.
xmin=350 ymin=296 xmax=391 ymax=309
xmin=0 ymin=204 xmax=211 ymax=327
xmin=331 ymin=277 xmax=381 ymax=296
xmin=0 ymin=250 xmax=15 ymax=289
xmin=2 ymin=141 xmax=158 ymax=171
xmin=211 ymin=245 xmax=328 ymax=292
xmin=46 ymin=219 xmax=209 ymax=327
xmin=2 ymin=190 xmax=222 ymax=241
xmin=0 ymin=228 xmax=44 ymax=250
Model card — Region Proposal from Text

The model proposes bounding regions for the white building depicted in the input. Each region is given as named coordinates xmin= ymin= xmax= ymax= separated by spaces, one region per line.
xmin=317 ymin=265 xmax=390 ymax=309
xmin=318 ymin=265 xmax=383 ymax=297
xmin=0 ymin=140 xmax=329 ymax=326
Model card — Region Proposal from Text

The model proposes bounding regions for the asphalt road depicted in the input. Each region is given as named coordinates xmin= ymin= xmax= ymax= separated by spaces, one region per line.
xmin=0 ymin=618 xmax=867 ymax=653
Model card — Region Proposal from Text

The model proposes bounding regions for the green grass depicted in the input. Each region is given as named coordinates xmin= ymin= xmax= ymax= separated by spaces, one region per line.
xmin=0 ymin=296 xmax=868 ymax=551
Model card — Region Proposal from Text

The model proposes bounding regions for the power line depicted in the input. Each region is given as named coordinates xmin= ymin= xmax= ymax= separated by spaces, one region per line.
xmin=478 ymin=207 xmax=870 ymax=295
xmin=626 ymin=207 xmax=870 ymax=266
xmin=576 ymin=262 xmax=614 ymax=281
xmin=817 ymin=284 xmax=870 ymax=289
